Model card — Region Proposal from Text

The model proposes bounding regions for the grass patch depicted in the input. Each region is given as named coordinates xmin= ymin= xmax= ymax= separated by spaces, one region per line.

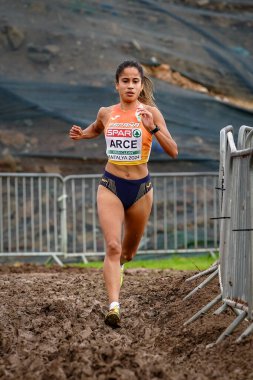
xmin=69 ymin=254 xmax=217 ymax=271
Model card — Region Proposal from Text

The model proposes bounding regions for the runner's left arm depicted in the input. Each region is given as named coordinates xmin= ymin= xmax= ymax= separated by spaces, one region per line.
xmin=137 ymin=106 xmax=178 ymax=158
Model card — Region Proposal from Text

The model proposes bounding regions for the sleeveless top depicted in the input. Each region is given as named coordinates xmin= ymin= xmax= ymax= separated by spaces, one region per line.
xmin=104 ymin=103 xmax=153 ymax=165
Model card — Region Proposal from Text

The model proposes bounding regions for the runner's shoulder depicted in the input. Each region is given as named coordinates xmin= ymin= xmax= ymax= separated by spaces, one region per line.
xmin=143 ymin=104 xmax=160 ymax=116
xmin=97 ymin=105 xmax=114 ymax=118
xmin=97 ymin=105 xmax=114 ymax=127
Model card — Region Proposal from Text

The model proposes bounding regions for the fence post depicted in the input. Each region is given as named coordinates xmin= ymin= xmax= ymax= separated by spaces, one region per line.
xmin=58 ymin=180 xmax=68 ymax=258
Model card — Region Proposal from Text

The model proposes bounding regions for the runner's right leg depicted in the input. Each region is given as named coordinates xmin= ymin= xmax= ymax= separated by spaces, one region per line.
xmin=121 ymin=189 xmax=153 ymax=264
xmin=97 ymin=185 xmax=125 ymax=306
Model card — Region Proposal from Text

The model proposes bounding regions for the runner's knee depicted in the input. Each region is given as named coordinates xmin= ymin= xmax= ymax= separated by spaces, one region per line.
xmin=106 ymin=241 xmax=121 ymax=257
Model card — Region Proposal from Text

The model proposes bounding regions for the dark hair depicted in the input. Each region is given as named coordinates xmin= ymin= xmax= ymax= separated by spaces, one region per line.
xmin=115 ymin=60 xmax=156 ymax=107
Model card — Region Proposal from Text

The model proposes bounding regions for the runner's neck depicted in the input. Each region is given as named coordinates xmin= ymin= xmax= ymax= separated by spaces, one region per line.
xmin=119 ymin=101 xmax=140 ymax=112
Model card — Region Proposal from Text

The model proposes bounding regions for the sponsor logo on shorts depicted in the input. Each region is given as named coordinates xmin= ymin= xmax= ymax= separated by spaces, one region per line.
xmin=146 ymin=182 xmax=152 ymax=190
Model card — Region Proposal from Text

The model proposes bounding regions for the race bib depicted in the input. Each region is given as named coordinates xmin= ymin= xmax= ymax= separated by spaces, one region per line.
xmin=105 ymin=126 xmax=142 ymax=162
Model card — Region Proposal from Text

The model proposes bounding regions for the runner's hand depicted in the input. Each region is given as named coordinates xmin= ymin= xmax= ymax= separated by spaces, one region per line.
xmin=136 ymin=107 xmax=155 ymax=133
xmin=69 ymin=125 xmax=84 ymax=140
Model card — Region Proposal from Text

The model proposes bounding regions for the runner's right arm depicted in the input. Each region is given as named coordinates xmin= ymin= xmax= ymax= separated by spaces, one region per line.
xmin=69 ymin=107 xmax=106 ymax=140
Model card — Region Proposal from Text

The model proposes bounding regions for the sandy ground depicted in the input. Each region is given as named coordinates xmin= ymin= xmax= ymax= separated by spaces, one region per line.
xmin=0 ymin=265 xmax=253 ymax=379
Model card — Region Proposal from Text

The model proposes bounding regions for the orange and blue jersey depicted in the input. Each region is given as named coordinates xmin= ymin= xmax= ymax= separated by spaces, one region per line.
xmin=104 ymin=103 xmax=153 ymax=165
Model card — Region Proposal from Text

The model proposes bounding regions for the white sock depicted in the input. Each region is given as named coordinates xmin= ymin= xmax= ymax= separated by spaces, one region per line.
xmin=109 ymin=301 xmax=120 ymax=310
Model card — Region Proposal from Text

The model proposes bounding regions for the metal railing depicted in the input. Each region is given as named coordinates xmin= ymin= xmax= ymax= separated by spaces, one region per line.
xmin=65 ymin=173 xmax=219 ymax=258
xmin=184 ymin=125 xmax=253 ymax=345
xmin=219 ymin=125 xmax=253 ymax=318
xmin=0 ymin=173 xmax=63 ymax=265
xmin=0 ymin=172 xmax=219 ymax=263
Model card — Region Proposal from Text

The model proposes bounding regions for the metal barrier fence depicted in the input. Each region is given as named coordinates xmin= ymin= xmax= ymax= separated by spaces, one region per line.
xmin=220 ymin=125 xmax=253 ymax=318
xmin=0 ymin=174 xmax=64 ymax=265
xmin=184 ymin=125 xmax=253 ymax=345
xmin=0 ymin=172 xmax=219 ymax=263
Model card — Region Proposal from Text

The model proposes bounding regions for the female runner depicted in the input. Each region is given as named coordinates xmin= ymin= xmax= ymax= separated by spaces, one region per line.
xmin=69 ymin=60 xmax=178 ymax=327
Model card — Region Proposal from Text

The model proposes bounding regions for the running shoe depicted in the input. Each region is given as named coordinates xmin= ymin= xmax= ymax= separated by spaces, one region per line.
xmin=104 ymin=306 xmax=120 ymax=327
xmin=120 ymin=264 xmax=124 ymax=288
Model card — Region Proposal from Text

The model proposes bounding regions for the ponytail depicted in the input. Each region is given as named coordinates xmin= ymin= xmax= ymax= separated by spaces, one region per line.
xmin=138 ymin=75 xmax=156 ymax=107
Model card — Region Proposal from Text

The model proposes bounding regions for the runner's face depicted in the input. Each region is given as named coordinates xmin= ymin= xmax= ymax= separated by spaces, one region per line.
xmin=116 ymin=67 xmax=143 ymax=103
